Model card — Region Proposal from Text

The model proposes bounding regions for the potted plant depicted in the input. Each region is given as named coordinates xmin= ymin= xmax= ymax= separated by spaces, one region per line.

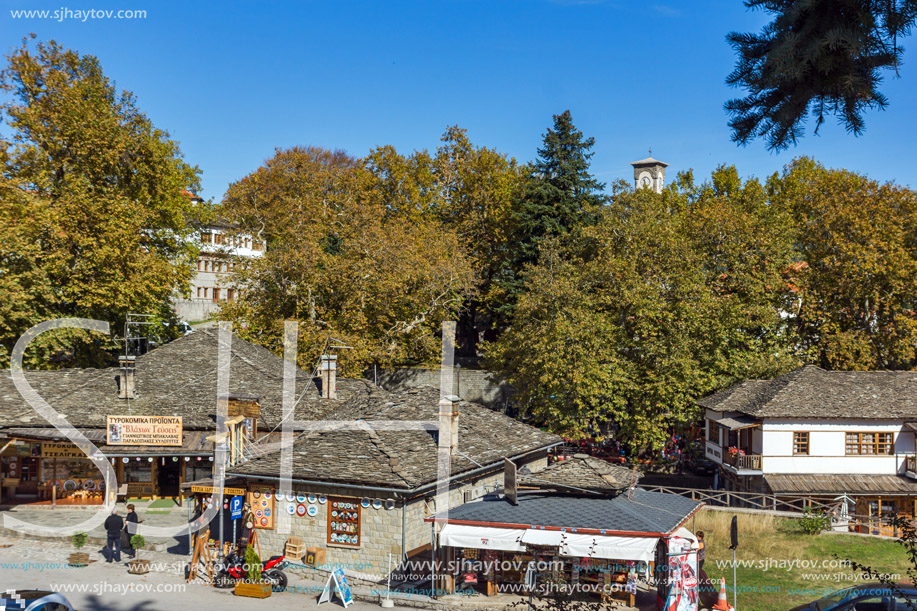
xmin=127 ymin=535 xmax=150 ymax=574
xmin=233 ymin=544 xmax=271 ymax=598
xmin=69 ymin=532 xmax=89 ymax=567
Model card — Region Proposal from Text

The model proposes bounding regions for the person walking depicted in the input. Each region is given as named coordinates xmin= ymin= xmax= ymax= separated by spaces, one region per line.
xmin=104 ymin=508 xmax=125 ymax=563
xmin=696 ymin=531 xmax=706 ymax=574
xmin=123 ymin=503 xmax=140 ymax=558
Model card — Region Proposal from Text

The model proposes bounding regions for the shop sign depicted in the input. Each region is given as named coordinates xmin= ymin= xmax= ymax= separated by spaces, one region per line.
xmin=190 ymin=485 xmax=246 ymax=496
xmin=41 ymin=442 xmax=87 ymax=458
xmin=106 ymin=416 xmax=182 ymax=446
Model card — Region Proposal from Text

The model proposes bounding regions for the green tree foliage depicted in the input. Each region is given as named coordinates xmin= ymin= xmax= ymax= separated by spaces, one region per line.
xmin=499 ymin=111 xmax=606 ymax=320
xmin=0 ymin=37 xmax=202 ymax=367
xmin=219 ymin=146 xmax=477 ymax=374
xmin=488 ymin=166 xmax=799 ymax=448
xmin=771 ymin=158 xmax=917 ymax=370
xmin=363 ymin=127 xmax=523 ymax=356
xmin=726 ymin=0 xmax=917 ymax=150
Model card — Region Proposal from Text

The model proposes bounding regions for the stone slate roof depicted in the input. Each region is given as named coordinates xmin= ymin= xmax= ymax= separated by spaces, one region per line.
xmin=439 ymin=489 xmax=702 ymax=535
xmin=697 ymin=365 xmax=917 ymax=419
xmin=765 ymin=474 xmax=917 ymax=495
xmin=228 ymin=386 xmax=562 ymax=491
xmin=0 ymin=329 xmax=369 ymax=431
xmin=522 ymin=454 xmax=640 ymax=494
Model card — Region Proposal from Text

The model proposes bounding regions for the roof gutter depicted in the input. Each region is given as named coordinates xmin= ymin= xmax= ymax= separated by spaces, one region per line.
xmin=224 ymin=473 xmax=413 ymax=498
xmin=424 ymin=517 xmax=666 ymax=538
xmin=406 ymin=443 xmax=561 ymax=496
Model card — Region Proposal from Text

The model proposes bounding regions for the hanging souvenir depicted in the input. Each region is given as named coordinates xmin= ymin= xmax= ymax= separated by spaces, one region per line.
xmin=286 ymin=503 xmax=296 ymax=515
xmin=372 ymin=499 xmax=382 ymax=509
xmin=361 ymin=498 xmax=370 ymax=508
xmin=317 ymin=494 xmax=326 ymax=504
xmin=296 ymin=504 xmax=307 ymax=517
xmin=307 ymin=505 xmax=318 ymax=517
xmin=307 ymin=493 xmax=316 ymax=504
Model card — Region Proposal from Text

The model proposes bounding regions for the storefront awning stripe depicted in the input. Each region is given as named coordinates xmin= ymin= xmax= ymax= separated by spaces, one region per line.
xmin=442 ymin=525 xmax=659 ymax=562
xmin=521 ymin=530 xmax=658 ymax=561
xmin=439 ymin=524 xmax=527 ymax=552
xmin=562 ymin=533 xmax=658 ymax=562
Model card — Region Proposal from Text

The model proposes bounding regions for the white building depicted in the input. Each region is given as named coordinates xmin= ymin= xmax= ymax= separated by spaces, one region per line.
xmin=700 ymin=365 xmax=917 ymax=530
xmin=174 ymin=196 xmax=264 ymax=322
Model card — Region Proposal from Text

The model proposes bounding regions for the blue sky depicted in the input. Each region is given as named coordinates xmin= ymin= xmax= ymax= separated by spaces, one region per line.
xmin=3 ymin=0 xmax=916 ymax=200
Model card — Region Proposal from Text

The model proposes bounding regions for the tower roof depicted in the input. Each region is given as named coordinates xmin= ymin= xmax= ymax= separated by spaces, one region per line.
xmin=629 ymin=156 xmax=669 ymax=168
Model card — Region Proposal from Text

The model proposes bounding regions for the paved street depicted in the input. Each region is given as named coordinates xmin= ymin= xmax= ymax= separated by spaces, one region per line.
xmin=0 ymin=526 xmax=418 ymax=611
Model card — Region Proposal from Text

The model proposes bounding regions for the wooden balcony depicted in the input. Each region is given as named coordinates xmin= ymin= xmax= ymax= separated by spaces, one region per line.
xmin=723 ymin=452 xmax=762 ymax=471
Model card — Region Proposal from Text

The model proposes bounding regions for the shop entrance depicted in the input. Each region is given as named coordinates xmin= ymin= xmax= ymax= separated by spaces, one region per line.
xmin=158 ymin=459 xmax=181 ymax=498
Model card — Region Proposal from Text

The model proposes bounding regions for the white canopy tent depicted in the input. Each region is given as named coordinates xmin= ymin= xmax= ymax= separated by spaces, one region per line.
xmin=440 ymin=524 xmax=660 ymax=562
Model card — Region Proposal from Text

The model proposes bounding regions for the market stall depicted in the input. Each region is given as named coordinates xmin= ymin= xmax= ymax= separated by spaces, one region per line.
xmin=429 ymin=489 xmax=703 ymax=607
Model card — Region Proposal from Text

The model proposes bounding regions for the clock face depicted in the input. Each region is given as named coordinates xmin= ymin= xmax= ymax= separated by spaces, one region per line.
xmin=641 ymin=176 xmax=652 ymax=187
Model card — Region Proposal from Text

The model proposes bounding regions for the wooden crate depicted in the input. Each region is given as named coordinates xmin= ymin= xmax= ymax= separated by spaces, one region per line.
xmin=304 ymin=547 xmax=326 ymax=567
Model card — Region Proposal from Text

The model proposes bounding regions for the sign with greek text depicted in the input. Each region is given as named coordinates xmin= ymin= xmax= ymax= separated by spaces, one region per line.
xmin=106 ymin=415 xmax=183 ymax=446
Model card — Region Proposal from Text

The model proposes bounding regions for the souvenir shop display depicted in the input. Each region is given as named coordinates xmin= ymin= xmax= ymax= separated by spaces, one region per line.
xmin=327 ymin=497 xmax=360 ymax=547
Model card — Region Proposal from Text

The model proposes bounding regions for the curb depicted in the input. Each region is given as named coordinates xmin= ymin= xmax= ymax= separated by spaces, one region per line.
xmin=0 ymin=526 xmax=170 ymax=552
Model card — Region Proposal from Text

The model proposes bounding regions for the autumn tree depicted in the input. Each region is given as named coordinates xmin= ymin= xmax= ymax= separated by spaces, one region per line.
xmin=488 ymin=167 xmax=799 ymax=448
xmin=219 ymin=146 xmax=477 ymax=374
xmin=363 ymin=127 xmax=523 ymax=356
xmin=0 ymin=37 xmax=202 ymax=367
xmin=726 ymin=0 xmax=917 ymax=150
xmin=771 ymin=158 xmax=917 ymax=369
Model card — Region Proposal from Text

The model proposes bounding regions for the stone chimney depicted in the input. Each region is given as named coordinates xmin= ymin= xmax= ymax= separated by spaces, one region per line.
xmin=118 ymin=356 xmax=136 ymax=399
xmin=438 ymin=395 xmax=460 ymax=453
xmin=320 ymin=354 xmax=337 ymax=399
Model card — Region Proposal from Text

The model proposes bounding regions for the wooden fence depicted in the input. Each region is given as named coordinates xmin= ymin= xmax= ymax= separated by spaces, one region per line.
xmin=642 ymin=484 xmax=913 ymax=538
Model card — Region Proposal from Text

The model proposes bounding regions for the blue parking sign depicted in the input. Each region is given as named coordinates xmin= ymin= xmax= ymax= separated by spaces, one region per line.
xmin=230 ymin=495 xmax=243 ymax=520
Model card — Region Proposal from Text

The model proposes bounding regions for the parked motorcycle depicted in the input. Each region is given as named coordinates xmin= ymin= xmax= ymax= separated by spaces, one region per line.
xmin=212 ymin=550 xmax=288 ymax=591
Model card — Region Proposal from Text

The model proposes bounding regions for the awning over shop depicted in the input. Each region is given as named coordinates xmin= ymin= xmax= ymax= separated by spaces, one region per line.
xmin=443 ymin=526 xmax=659 ymax=562
xmin=520 ymin=529 xmax=658 ymax=562
xmin=439 ymin=524 xmax=526 ymax=552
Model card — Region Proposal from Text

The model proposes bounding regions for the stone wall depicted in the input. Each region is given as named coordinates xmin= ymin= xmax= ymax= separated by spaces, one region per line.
xmin=371 ymin=367 xmax=512 ymax=410
xmin=245 ymin=452 xmax=549 ymax=580
xmin=173 ymin=298 xmax=221 ymax=323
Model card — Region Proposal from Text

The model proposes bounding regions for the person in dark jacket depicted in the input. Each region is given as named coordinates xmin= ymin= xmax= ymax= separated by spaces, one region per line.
xmin=123 ymin=504 xmax=140 ymax=558
xmin=104 ymin=509 xmax=124 ymax=563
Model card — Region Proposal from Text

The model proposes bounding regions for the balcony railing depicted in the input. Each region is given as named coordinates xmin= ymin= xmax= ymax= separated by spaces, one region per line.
xmin=723 ymin=452 xmax=762 ymax=471
xmin=906 ymin=455 xmax=917 ymax=474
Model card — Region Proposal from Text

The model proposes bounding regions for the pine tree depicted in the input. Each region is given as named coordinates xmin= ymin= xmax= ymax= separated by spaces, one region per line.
xmin=726 ymin=0 xmax=917 ymax=151
xmin=497 ymin=111 xmax=606 ymax=322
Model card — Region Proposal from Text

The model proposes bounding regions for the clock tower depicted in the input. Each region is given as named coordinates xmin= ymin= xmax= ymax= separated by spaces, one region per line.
xmin=630 ymin=153 xmax=669 ymax=194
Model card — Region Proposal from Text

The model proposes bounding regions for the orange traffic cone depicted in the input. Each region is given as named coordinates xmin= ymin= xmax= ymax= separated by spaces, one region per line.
xmin=712 ymin=577 xmax=734 ymax=611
